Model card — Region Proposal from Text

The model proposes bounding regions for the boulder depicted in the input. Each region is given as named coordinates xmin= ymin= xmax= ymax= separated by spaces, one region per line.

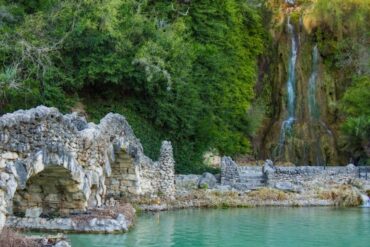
xmin=175 ymin=175 xmax=200 ymax=190
xmin=274 ymin=182 xmax=302 ymax=193
xmin=198 ymin=172 xmax=217 ymax=189
xmin=346 ymin=163 xmax=356 ymax=170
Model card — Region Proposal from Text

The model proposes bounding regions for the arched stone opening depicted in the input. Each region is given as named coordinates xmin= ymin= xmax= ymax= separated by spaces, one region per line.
xmin=13 ymin=166 xmax=87 ymax=217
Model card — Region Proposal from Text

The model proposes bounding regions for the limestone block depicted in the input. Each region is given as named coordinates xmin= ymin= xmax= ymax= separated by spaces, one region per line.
xmin=176 ymin=175 xmax=200 ymax=190
xmin=1 ymin=152 xmax=18 ymax=160
xmin=25 ymin=207 xmax=43 ymax=218
xmin=0 ymin=172 xmax=10 ymax=182
xmin=45 ymin=193 xmax=60 ymax=203
xmin=128 ymin=187 xmax=138 ymax=194
xmin=109 ymin=184 xmax=120 ymax=192
xmin=0 ymin=158 xmax=6 ymax=169
xmin=5 ymin=175 xmax=17 ymax=201
xmin=125 ymin=174 xmax=137 ymax=181
xmin=0 ymin=212 xmax=5 ymax=232
xmin=110 ymin=178 xmax=120 ymax=185
xmin=72 ymin=192 xmax=85 ymax=200
xmin=43 ymin=185 xmax=58 ymax=194
xmin=28 ymin=184 xmax=42 ymax=193
xmin=121 ymin=180 xmax=135 ymax=187
xmin=65 ymin=184 xmax=80 ymax=193
xmin=31 ymin=151 xmax=44 ymax=174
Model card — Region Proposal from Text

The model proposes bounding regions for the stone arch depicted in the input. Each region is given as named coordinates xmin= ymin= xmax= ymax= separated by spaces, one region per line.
xmin=0 ymin=106 xmax=175 ymax=232
xmin=13 ymin=165 xmax=87 ymax=217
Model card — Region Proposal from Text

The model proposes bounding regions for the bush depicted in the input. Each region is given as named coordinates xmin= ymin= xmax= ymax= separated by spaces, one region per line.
xmin=248 ymin=188 xmax=288 ymax=201
xmin=318 ymin=185 xmax=362 ymax=207
xmin=340 ymin=76 xmax=370 ymax=164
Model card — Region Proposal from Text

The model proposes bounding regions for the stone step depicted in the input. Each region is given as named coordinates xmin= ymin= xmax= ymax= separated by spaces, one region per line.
xmin=239 ymin=175 xmax=266 ymax=188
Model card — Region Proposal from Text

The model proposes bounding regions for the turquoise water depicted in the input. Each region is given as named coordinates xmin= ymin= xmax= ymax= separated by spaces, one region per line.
xmin=69 ymin=207 xmax=370 ymax=247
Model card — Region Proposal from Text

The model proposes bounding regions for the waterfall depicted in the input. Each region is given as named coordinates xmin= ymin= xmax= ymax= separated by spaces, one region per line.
xmin=308 ymin=45 xmax=322 ymax=165
xmin=308 ymin=45 xmax=319 ymax=120
xmin=276 ymin=16 xmax=298 ymax=156
xmin=285 ymin=0 xmax=295 ymax=5
xmin=360 ymin=194 xmax=370 ymax=207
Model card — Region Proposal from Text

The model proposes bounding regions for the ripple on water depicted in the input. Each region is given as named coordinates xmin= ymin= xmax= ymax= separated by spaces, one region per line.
xmin=68 ymin=207 xmax=370 ymax=247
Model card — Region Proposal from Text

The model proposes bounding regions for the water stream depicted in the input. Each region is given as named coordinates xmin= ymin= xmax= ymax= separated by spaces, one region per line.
xmin=276 ymin=16 xmax=298 ymax=157
xmin=308 ymin=45 xmax=319 ymax=120
xmin=361 ymin=194 xmax=370 ymax=207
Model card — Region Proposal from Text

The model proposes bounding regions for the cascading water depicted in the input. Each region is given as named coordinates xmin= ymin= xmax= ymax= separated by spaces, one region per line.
xmin=360 ymin=194 xmax=370 ymax=207
xmin=307 ymin=45 xmax=335 ymax=165
xmin=276 ymin=16 xmax=298 ymax=157
xmin=261 ymin=3 xmax=340 ymax=165
xmin=308 ymin=44 xmax=322 ymax=165
xmin=285 ymin=0 xmax=295 ymax=5
xmin=308 ymin=45 xmax=319 ymax=120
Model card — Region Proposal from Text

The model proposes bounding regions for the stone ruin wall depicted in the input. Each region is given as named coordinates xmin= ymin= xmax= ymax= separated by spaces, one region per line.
xmin=221 ymin=157 xmax=366 ymax=190
xmin=0 ymin=106 xmax=175 ymax=230
xmin=265 ymin=166 xmax=359 ymax=184
xmin=263 ymin=164 xmax=370 ymax=193
xmin=220 ymin=157 xmax=240 ymax=185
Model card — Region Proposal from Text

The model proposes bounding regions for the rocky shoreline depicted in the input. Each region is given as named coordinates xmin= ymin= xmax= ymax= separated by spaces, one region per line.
xmin=6 ymin=203 xmax=135 ymax=234
xmin=1 ymin=106 xmax=369 ymax=247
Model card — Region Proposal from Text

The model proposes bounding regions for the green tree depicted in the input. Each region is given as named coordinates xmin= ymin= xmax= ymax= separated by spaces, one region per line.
xmin=340 ymin=76 xmax=370 ymax=164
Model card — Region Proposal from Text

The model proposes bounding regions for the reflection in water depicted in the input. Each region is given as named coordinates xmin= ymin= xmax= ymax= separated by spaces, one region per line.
xmin=69 ymin=208 xmax=370 ymax=247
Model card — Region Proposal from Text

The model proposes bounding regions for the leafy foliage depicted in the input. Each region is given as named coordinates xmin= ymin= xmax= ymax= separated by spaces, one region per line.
xmin=340 ymin=76 xmax=370 ymax=164
xmin=0 ymin=0 xmax=265 ymax=173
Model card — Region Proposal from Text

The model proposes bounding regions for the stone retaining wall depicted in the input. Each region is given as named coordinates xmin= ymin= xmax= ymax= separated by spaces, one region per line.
xmin=220 ymin=157 xmax=367 ymax=191
xmin=0 ymin=106 xmax=175 ymax=231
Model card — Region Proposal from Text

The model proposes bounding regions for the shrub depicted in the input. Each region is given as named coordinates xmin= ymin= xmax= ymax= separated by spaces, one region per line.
xmin=248 ymin=188 xmax=288 ymax=201
xmin=318 ymin=185 xmax=362 ymax=207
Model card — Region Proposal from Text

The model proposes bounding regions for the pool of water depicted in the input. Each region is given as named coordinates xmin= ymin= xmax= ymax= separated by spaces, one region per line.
xmin=68 ymin=207 xmax=370 ymax=247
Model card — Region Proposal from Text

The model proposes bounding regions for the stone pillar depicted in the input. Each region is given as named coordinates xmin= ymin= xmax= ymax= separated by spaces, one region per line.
xmin=158 ymin=141 xmax=175 ymax=197
xmin=220 ymin=157 xmax=240 ymax=185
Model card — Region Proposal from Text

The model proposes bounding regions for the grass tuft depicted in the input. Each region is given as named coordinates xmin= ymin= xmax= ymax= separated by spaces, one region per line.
xmin=248 ymin=188 xmax=288 ymax=201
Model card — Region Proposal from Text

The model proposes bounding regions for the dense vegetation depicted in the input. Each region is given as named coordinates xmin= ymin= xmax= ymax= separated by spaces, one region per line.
xmin=262 ymin=0 xmax=369 ymax=165
xmin=305 ymin=0 xmax=369 ymax=164
xmin=0 ymin=0 xmax=265 ymax=172
xmin=0 ymin=0 xmax=368 ymax=170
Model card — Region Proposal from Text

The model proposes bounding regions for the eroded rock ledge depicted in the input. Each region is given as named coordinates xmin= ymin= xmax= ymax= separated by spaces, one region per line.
xmin=0 ymin=106 xmax=175 ymax=231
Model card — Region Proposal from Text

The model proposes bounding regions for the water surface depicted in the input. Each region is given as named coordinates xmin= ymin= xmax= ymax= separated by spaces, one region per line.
xmin=69 ymin=207 xmax=370 ymax=247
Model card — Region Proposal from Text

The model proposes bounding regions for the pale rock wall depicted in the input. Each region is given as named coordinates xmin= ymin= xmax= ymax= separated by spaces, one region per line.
xmin=221 ymin=157 xmax=367 ymax=192
xmin=0 ymin=106 xmax=175 ymax=231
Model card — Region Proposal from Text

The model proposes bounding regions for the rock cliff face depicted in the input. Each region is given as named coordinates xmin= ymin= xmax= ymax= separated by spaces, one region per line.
xmin=256 ymin=13 xmax=340 ymax=165
xmin=0 ymin=106 xmax=175 ymax=231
